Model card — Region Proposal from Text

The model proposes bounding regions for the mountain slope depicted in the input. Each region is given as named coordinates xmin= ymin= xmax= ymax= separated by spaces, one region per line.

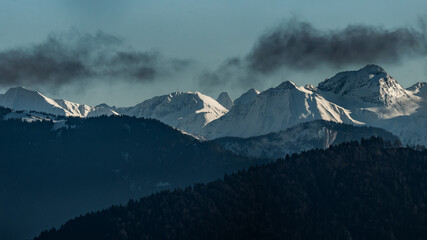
xmin=214 ymin=120 xmax=399 ymax=159
xmin=407 ymin=82 xmax=427 ymax=96
xmin=233 ymin=88 xmax=259 ymax=105
xmin=0 ymin=115 xmax=254 ymax=240
xmin=35 ymin=138 xmax=427 ymax=240
xmin=0 ymin=87 xmax=77 ymax=116
xmin=0 ymin=87 xmax=118 ymax=117
xmin=117 ymin=91 xmax=228 ymax=135
xmin=202 ymin=81 xmax=362 ymax=139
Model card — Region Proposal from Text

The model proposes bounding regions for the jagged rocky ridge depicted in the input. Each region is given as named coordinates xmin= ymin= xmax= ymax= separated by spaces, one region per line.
xmin=216 ymin=92 xmax=234 ymax=110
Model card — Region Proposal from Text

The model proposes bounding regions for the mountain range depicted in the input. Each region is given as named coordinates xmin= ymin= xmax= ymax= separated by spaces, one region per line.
xmin=1 ymin=64 xmax=425 ymax=239
xmin=1 ymin=64 xmax=426 ymax=146
xmin=0 ymin=87 xmax=118 ymax=117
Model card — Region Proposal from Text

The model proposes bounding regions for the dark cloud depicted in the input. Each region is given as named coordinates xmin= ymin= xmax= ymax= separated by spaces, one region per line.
xmin=0 ymin=29 xmax=191 ymax=88
xmin=248 ymin=19 xmax=427 ymax=72
xmin=200 ymin=19 xmax=427 ymax=87
xmin=199 ymin=57 xmax=249 ymax=87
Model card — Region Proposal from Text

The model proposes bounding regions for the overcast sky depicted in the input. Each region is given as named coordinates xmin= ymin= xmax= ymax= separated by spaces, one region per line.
xmin=0 ymin=0 xmax=426 ymax=106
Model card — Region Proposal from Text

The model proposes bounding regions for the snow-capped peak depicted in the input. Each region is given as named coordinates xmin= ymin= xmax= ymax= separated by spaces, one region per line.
xmin=201 ymin=80 xmax=361 ymax=139
xmin=216 ymin=92 xmax=234 ymax=110
xmin=318 ymin=64 xmax=409 ymax=106
xmin=275 ymin=80 xmax=298 ymax=90
xmin=87 ymin=103 xmax=120 ymax=117
xmin=0 ymin=87 xmax=79 ymax=116
xmin=95 ymin=103 xmax=113 ymax=108
xmin=116 ymin=91 xmax=228 ymax=136
xmin=5 ymin=86 xmax=51 ymax=101
xmin=360 ymin=64 xmax=386 ymax=74
xmin=234 ymin=88 xmax=260 ymax=106
xmin=262 ymin=81 xmax=303 ymax=97
xmin=6 ymin=86 xmax=31 ymax=93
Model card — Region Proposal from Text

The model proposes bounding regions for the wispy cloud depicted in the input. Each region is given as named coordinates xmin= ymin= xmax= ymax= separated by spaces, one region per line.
xmin=0 ymin=29 xmax=192 ymax=88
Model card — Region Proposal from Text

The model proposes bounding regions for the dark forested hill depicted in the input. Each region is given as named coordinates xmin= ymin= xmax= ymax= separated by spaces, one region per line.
xmin=0 ymin=105 xmax=11 ymax=117
xmin=0 ymin=114 xmax=255 ymax=240
xmin=35 ymin=138 xmax=427 ymax=240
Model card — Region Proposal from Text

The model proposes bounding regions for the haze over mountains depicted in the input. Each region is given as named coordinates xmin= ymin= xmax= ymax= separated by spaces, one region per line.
xmin=1 ymin=64 xmax=425 ymax=146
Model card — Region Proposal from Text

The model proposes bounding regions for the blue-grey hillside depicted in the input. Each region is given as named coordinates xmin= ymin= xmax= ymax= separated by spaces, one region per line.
xmin=214 ymin=120 xmax=399 ymax=159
